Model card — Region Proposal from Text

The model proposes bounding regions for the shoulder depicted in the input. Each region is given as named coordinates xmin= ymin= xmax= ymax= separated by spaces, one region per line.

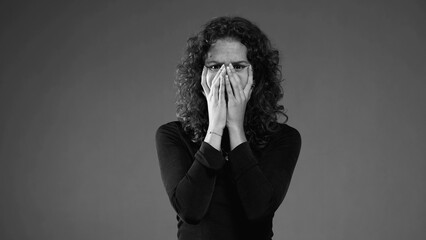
xmin=156 ymin=121 xmax=182 ymax=133
xmin=155 ymin=121 xmax=182 ymax=139
xmin=155 ymin=121 xmax=200 ymax=158
xmin=155 ymin=121 xmax=191 ymax=145
xmin=277 ymin=123 xmax=301 ymax=139
xmin=268 ymin=123 xmax=301 ymax=148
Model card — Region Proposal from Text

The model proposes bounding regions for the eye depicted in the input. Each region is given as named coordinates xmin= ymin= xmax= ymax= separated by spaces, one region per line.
xmin=233 ymin=64 xmax=248 ymax=72
xmin=206 ymin=64 xmax=221 ymax=71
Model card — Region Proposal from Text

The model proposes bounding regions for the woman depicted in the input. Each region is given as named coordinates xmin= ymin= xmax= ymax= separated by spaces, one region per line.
xmin=156 ymin=16 xmax=301 ymax=240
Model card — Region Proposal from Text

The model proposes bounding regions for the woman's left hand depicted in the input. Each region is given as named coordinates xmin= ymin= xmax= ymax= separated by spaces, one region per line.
xmin=225 ymin=64 xmax=254 ymax=132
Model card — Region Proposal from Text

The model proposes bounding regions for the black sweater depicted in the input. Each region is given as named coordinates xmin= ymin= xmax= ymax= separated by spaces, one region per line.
xmin=155 ymin=121 xmax=301 ymax=240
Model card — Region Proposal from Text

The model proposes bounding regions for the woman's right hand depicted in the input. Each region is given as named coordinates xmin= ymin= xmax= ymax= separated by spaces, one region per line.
xmin=201 ymin=65 xmax=226 ymax=146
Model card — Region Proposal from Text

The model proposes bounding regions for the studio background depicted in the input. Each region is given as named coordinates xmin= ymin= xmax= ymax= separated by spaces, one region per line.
xmin=1 ymin=0 xmax=425 ymax=239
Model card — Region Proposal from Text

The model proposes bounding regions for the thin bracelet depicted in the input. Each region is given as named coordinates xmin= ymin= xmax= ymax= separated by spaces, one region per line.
xmin=209 ymin=131 xmax=222 ymax=137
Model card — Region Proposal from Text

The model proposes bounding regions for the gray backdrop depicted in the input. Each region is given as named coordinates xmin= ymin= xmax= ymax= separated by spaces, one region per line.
xmin=1 ymin=0 xmax=425 ymax=239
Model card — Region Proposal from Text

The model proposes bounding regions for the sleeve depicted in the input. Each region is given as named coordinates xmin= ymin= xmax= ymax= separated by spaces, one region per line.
xmin=155 ymin=123 xmax=226 ymax=224
xmin=228 ymin=127 xmax=301 ymax=221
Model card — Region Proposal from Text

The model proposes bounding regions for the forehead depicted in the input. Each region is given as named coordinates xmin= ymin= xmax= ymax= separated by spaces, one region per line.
xmin=205 ymin=39 xmax=248 ymax=63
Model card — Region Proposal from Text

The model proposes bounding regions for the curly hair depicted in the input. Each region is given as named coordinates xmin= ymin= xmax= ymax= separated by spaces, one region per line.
xmin=175 ymin=16 xmax=287 ymax=150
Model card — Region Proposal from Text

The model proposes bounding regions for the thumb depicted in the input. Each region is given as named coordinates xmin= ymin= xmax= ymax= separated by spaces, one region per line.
xmin=247 ymin=85 xmax=254 ymax=100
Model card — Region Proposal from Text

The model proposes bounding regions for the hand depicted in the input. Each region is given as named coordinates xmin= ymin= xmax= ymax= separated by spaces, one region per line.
xmin=225 ymin=63 xmax=254 ymax=131
xmin=201 ymin=64 xmax=227 ymax=133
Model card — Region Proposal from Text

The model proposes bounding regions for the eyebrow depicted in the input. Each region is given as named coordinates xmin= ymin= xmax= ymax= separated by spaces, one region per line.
xmin=205 ymin=60 xmax=250 ymax=65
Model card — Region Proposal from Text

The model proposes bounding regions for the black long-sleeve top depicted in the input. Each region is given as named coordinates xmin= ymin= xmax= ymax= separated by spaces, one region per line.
xmin=155 ymin=121 xmax=301 ymax=240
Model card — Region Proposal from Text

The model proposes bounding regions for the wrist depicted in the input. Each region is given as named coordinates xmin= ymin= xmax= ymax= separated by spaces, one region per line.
xmin=207 ymin=126 xmax=224 ymax=135
xmin=204 ymin=126 xmax=224 ymax=151
xmin=228 ymin=125 xmax=247 ymax=150
xmin=226 ymin=123 xmax=244 ymax=134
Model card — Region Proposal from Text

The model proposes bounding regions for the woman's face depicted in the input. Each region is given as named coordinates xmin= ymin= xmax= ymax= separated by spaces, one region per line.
xmin=204 ymin=38 xmax=250 ymax=89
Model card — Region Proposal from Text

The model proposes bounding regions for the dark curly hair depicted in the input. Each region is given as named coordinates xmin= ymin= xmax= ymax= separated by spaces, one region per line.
xmin=175 ymin=16 xmax=287 ymax=150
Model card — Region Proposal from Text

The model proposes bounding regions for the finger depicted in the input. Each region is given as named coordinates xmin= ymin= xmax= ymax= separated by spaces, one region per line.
xmin=201 ymin=66 xmax=210 ymax=96
xmin=219 ymin=76 xmax=225 ymax=103
xmin=244 ymin=64 xmax=254 ymax=96
xmin=218 ymin=74 xmax=225 ymax=100
xmin=210 ymin=75 xmax=219 ymax=100
xmin=229 ymin=63 xmax=237 ymax=75
xmin=248 ymin=82 xmax=254 ymax=100
xmin=212 ymin=64 xmax=225 ymax=82
xmin=219 ymin=65 xmax=227 ymax=88
xmin=229 ymin=64 xmax=243 ymax=90
xmin=226 ymin=65 xmax=241 ymax=100
xmin=225 ymin=75 xmax=234 ymax=100
xmin=210 ymin=64 xmax=225 ymax=90
xmin=230 ymin=63 xmax=247 ymax=100
xmin=211 ymin=65 xmax=224 ymax=88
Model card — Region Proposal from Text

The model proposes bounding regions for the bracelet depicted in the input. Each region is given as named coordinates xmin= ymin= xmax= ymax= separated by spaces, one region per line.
xmin=209 ymin=131 xmax=222 ymax=137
